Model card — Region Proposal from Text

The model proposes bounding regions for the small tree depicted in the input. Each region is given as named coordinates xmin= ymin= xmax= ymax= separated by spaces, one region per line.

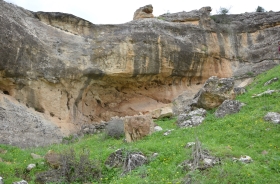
xmin=256 ymin=6 xmax=265 ymax=12
xmin=217 ymin=7 xmax=230 ymax=15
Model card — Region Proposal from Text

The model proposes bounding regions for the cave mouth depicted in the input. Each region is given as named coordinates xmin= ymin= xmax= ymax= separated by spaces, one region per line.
xmin=3 ymin=90 xmax=9 ymax=95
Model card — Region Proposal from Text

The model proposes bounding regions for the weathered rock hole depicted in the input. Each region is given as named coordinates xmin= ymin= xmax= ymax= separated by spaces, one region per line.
xmin=3 ymin=90 xmax=9 ymax=95
xmin=50 ymin=112 xmax=55 ymax=117
xmin=35 ymin=107 xmax=45 ymax=113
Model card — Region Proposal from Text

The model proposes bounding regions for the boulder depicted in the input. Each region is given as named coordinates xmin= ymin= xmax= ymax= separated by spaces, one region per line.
xmin=105 ymin=149 xmax=123 ymax=169
xmin=178 ymin=108 xmax=207 ymax=127
xmin=151 ymin=105 xmax=173 ymax=119
xmin=133 ymin=5 xmax=154 ymax=20
xmin=264 ymin=112 xmax=280 ymax=124
xmin=26 ymin=164 xmax=36 ymax=171
xmin=105 ymin=149 xmax=147 ymax=174
xmin=215 ymin=100 xmax=245 ymax=118
xmin=124 ymin=115 xmax=154 ymax=142
xmin=191 ymin=76 xmax=235 ymax=109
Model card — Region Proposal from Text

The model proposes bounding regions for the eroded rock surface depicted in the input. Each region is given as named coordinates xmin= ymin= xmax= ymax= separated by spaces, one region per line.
xmin=0 ymin=93 xmax=63 ymax=148
xmin=133 ymin=4 xmax=154 ymax=20
xmin=0 ymin=1 xmax=280 ymax=146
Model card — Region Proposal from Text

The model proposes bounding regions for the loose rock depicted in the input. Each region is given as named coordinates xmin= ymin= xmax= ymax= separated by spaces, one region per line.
xmin=264 ymin=112 xmax=280 ymax=124
xmin=215 ymin=100 xmax=245 ymax=118
xmin=26 ymin=164 xmax=36 ymax=171
xmin=12 ymin=180 xmax=28 ymax=184
xmin=31 ymin=153 xmax=43 ymax=159
xmin=178 ymin=108 xmax=207 ymax=128
xmin=252 ymin=89 xmax=279 ymax=98
xmin=264 ymin=77 xmax=278 ymax=86
xmin=233 ymin=155 xmax=253 ymax=163
xmin=154 ymin=126 xmax=163 ymax=132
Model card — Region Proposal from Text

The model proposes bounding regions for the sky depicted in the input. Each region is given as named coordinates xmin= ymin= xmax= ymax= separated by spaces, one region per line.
xmin=4 ymin=0 xmax=280 ymax=24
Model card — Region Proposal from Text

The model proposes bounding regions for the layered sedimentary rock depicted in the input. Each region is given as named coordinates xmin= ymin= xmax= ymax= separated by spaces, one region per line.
xmin=1 ymin=1 xmax=280 ymax=140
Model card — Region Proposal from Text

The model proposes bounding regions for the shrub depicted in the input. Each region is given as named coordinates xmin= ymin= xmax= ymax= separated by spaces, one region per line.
xmin=256 ymin=6 xmax=265 ymax=12
xmin=216 ymin=7 xmax=230 ymax=15
xmin=105 ymin=118 xmax=125 ymax=139
xmin=36 ymin=149 xmax=101 ymax=183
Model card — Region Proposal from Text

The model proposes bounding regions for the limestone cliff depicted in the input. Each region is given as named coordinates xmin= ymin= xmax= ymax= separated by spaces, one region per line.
xmin=0 ymin=1 xmax=280 ymax=140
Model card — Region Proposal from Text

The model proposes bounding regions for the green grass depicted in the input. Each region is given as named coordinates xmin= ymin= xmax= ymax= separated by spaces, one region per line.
xmin=1 ymin=65 xmax=280 ymax=183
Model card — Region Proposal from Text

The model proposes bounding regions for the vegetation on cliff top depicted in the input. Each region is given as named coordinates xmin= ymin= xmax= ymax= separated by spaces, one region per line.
xmin=0 ymin=65 xmax=280 ymax=183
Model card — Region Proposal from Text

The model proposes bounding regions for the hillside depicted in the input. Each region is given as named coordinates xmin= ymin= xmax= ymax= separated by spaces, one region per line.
xmin=0 ymin=64 xmax=279 ymax=183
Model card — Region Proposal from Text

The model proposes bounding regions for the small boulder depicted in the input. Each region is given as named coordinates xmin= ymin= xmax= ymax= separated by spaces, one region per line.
xmin=133 ymin=4 xmax=154 ymax=20
xmin=191 ymin=76 xmax=235 ymax=110
xmin=26 ymin=164 xmax=36 ymax=171
xmin=154 ymin=126 xmax=163 ymax=132
xmin=105 ymin=149 xmax=147 ymax=174
xmin=264 ymin=112 xmax=280 ymax=124
xmin=31 ymin=153 xmax=43 ymax=159
xmin=178 ymin=108 xmax=207 ymax=128
xmin=151 ymin=106 xmax=173 ymax=119
xmin=264 ymin=77 xmax=278 ymax=86
xmin=233 ymin=155 xmax=253 ymax=163
xmin=105 ymin=149 xmax=123 ymax=169
xmin=44 ymin=150 xmax=61 ymax=169
xmin=186 ymin=142 xmax=196 ymax=148
xmin=0 ymin=176 xmax=3 ymax=184
xmin=124 ymin=115 xmax=154 ymax=142
xmin=215 ymin=100 xmax=245 ymax=118
xmin=12 ymin=180 xmax=28 ymax=184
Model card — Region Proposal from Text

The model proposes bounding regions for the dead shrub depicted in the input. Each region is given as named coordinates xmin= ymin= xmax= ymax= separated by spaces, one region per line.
xmin=105 ymin=118 xmax=124 ymax=139
xmin=36 ymin=148 xmax=101 ymax=183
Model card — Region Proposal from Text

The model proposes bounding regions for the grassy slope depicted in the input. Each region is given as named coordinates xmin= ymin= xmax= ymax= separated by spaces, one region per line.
xmin=0 ymin=65 xmax=280 ymax=184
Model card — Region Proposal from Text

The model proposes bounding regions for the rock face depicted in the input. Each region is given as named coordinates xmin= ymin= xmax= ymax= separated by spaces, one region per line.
xmin=133 ymin=5 xmax=154 ymax=20
xmin=0 ymin=1 xmax=280 ymax=146
xmin=215 ymin=100 xmax=244 ymax=118
xmin=192 ymin=77 xmax=235 ymax=109
xmin=124 ymin=115 xmax=154 ymax=142
xmin=0 ymin=93 xmax=63 ymax=148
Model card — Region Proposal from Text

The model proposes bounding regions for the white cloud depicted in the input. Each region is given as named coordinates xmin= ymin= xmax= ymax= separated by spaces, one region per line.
xmin=4 ymin=0 xmax=279 ymax=24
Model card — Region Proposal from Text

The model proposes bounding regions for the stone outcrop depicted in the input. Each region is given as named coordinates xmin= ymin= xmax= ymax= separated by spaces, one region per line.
xmin=215 ymin=100 xmax=245 ymax=118
xmin=124 ymin=115 xmax=154 ymax=142
xmin=0 ymin=92 xmax=63 ymax=148
xmin=158 ymin=6 xmax=211 ymax=24
xmin=1 ymin=1 xmax=280 ymax=147
xmin=133 ymin=5 xmax=154 ymax=20
xmin=191 ymin=77 xmax=235 ymax=109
